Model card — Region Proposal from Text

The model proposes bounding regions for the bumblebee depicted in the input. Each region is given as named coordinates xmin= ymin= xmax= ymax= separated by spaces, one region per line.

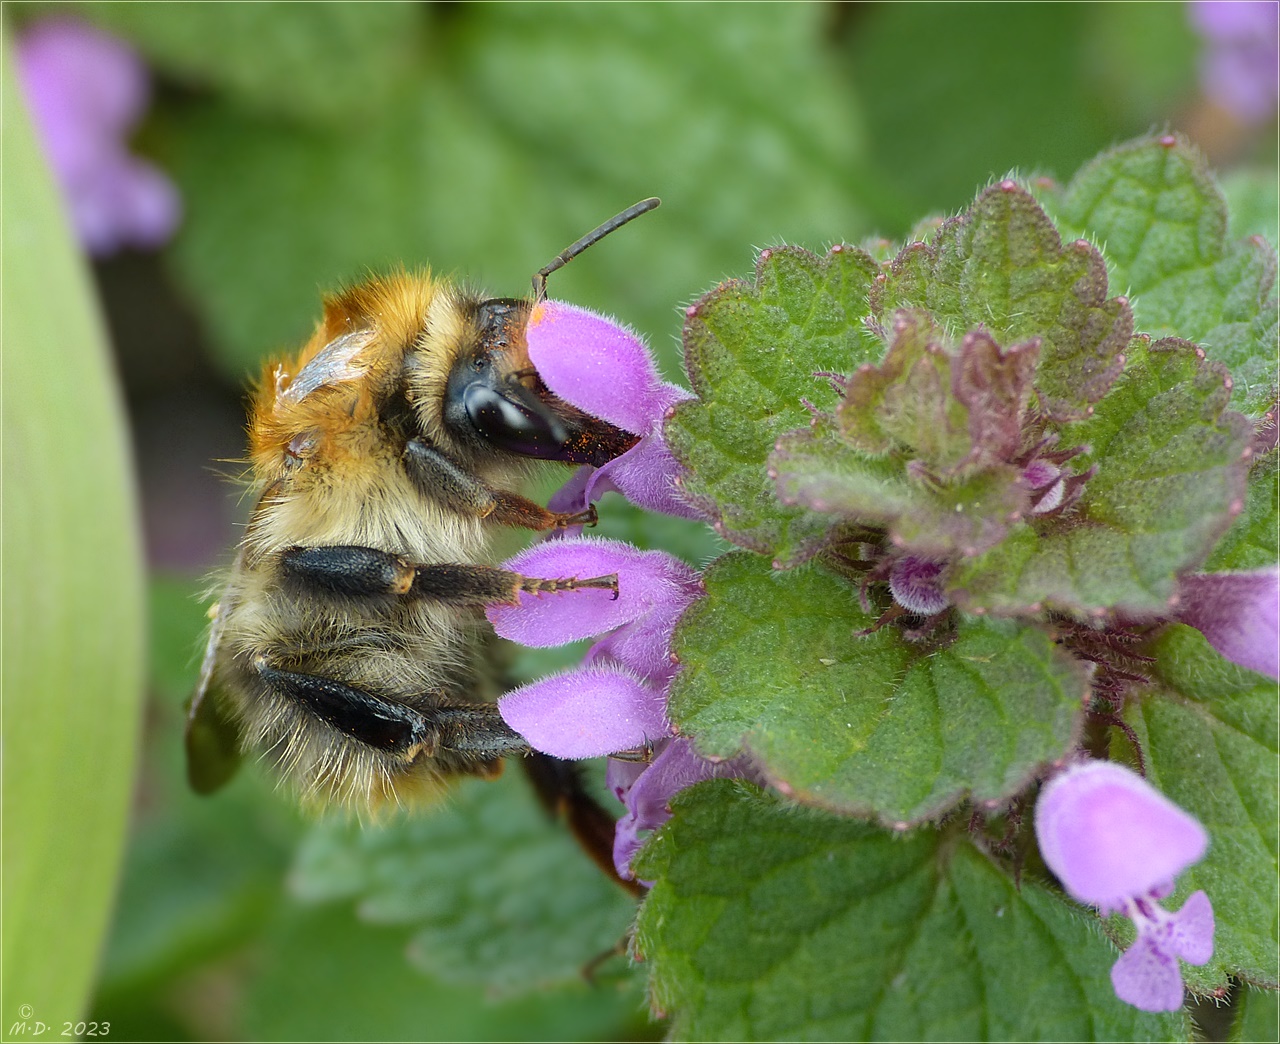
xmin=187 ymin=201 xmax=658 ymax=827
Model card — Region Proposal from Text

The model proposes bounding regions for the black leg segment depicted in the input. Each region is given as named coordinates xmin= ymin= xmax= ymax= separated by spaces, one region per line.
xmin=254 ymin=657 xmax=529 ymax=761
xmin=402 ymin=437 xmax=598 ymax=531
xmin=279 ymin=545 xmax=619 ymax=606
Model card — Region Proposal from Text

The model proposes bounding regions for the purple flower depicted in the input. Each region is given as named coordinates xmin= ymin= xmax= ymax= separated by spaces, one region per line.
xmin=1035 ymin=761 xmax=1215 ymax=1012
xmin=610 ymin=738 xmax=763 ymax=882
xmin=488 ymin=537 xmax=702 ymax=757
xmin=527 ymin=301 xmax=701 ymax=519
xmin=1189 ymin=1 xmax=1279 ymax=124
xmin=889 ymin=555 xmax=950 ymax=615
xmin=16 ymin=18 xmax=180 ymax=256
xmin=1177 ymin=568 xmax=1279 ymax=679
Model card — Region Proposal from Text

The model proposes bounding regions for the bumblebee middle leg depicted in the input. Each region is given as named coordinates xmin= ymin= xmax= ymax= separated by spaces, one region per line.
xmin=402 ymin=437 xmax=596 ymax=530
xmin=280 ymin=545 xmax=618 ymax=605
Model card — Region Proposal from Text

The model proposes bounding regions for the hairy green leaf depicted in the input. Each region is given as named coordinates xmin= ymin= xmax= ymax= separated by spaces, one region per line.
xmin=1205 ymin=454 xmax=1278 ymax=572
xmin=773 ymin=419 xmax=1026 ymax=557
xmin=633 ymin=783 xmax=1186 ymax=1041
xmin=1054 ymin=134 xmax=1279 ymax=416
xmin=876 ymin=181 xmax=1133 ymax=416
xmin=668 ymin=246 xmax=881 ymax=563
xmin=1124 ymin=625 xmax=1279 ymax=991
xmin=951 ymin=339 xmax=1252 ymax=616
xmin=291 ymin=771 xmax=637 ymax=996
xmin=669 ymin=554 xmax=1088 ymax=824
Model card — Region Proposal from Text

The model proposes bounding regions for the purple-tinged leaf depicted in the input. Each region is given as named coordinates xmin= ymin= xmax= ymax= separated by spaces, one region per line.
xmin=876 ymin=180 xmax=1132 ymax=418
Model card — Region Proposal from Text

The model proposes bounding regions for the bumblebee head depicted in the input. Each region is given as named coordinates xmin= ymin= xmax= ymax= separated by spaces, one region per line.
xmin=439 ymin=296 xmax=637 ymax=467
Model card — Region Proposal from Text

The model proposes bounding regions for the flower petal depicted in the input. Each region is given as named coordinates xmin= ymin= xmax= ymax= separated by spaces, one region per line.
xmin=597 ymin=434 xmax=703 ymax=519
xmin=498 ymin=665 xmax=669 ymax=759
xmin=612 ymin=738 xmax=761 ymax=879
xmin=487 ymin=537 xmax=697 ymax=646
xmin=1177 ymin=568 xmax=1279 ymax=679
xmin=1110 ymin=933 xmax=1187 ymax=1012
xmin=889 ymin=555 xmax=950 ymax=615
xmin=527 ymin=301 xmax=690 ymax=434
xmin=1035 ymin=761 xmax=1208 ymax=908
xmin=1168 ymin=890 xmax=1215 ymax=966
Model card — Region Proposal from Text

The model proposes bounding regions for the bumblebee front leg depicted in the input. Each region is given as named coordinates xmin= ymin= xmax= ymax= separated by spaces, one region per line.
xmin=280 ymin=545 xmax=618 ymax=605
xmin=403 ymin=438 xmax=596 ymax=530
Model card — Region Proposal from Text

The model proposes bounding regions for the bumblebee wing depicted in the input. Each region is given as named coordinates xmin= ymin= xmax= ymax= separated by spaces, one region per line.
xmin=186 ymin=678 xmax=243 ymax=794
xmin=185 ymin=595 xmax=244 ymax=794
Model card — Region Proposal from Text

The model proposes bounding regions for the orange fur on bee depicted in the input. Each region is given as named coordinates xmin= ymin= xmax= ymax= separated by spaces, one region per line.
xmin=247 ymin=271 xmax=443 ymax=479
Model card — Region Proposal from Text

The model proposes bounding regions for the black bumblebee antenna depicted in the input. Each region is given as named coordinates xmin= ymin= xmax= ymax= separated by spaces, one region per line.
xmin=532 ymin=197 xmax=660 ymax=301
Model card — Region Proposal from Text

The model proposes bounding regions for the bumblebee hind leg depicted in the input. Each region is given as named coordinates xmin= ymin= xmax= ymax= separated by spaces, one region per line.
xmin=253 ymin=657 xmax=528 ymax=763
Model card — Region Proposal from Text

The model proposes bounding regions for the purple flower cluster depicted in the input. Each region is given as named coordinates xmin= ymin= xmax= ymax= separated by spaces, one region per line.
xmin=1036 ymin=761 xmax=1215 ymax=1012
xmin=489 ymin=302 xmax=755 ymax=879
xmin=17 ymin=18 xmax=180 ymax=256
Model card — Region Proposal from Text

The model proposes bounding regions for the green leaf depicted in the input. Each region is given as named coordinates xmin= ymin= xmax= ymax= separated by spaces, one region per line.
xmin=1 ymin=26 xmax=145 ymax=1026
xmin=633 ymin=783 xmax=1187 ymax=1041
xmin=1124 ymin=625 xmax=1279 ymax=991
xmin=951 ymin=339 xmax=1252 ymax=617
xmin=667 ymin=245 xmax=881 ymax=564
xmin=245 ymin=902 xmax=644 ymax=1043
xmin=1231 ymin=986 xmax=1280 ymax=1044
xmin=96 ymin=578 xmax=304 ymax=1001
xmin=158 ymin=4 xmax=880 ymax=383
xmin=843 ymin=4 xmax=1155 ymax=223
xmin=669 ymin=554 xmax=1088 ymax=824
xmin=291 ymin=770 xmax=638 ymax=996
xmin=1222 ymin=168 xmax=1280 ymax=243
xmin=1054 ymin=134 xmax=1279 ymax=416
xmin=876 ymin=180 xmax=1133 ymax=416
xmin=1205 ymin=454 xmax=1279 ymax=572
xmin=80 ymin=1 xmax=425 ymax=123
xmin=773 ymin=420 xmax=1027 ymax=557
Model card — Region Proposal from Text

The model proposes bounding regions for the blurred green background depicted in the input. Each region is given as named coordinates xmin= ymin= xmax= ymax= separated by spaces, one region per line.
xmin=3 ymin=2 xmax=1275 ymax=1041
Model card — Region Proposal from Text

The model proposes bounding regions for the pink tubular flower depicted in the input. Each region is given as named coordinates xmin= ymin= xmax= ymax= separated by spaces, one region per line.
xmin=17 ymin=18 xmax=180 ymax=256
xmin=1177 ymin=568 xmax=1280 ymax=679
xmin=610 ymin=738 xmax=763 ymax=882
xmin=488 ymin=537 xmax=702 ymax=757
xmin=527 ymin=301 xmax=702 ymax=519
xmin=1035 ymin=761 xmax=1215 ymax=1013
xmin=487 ymin=536 xmax=761 ymax=879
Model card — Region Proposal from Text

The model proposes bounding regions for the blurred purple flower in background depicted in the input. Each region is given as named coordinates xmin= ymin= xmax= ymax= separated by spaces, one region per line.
xmin=17 ymin=18 xmax=180 ymax=255
xmin=1189 ymin=1 xmax=1280 ymax=124
xmin=1178 ymin=567 xmax=1280 ymax=678
xmin=528 ymin=301 xmax=702 ymax=520
xmin=1036 ymin=761 xmax=1215 ymax=1012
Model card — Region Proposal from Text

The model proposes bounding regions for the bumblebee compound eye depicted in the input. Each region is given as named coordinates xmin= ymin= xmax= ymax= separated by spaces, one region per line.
xmin=460 ymin=379 xmax=570 ymax=458
xmin=444 ymin=297 xmax=637 ymax=464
